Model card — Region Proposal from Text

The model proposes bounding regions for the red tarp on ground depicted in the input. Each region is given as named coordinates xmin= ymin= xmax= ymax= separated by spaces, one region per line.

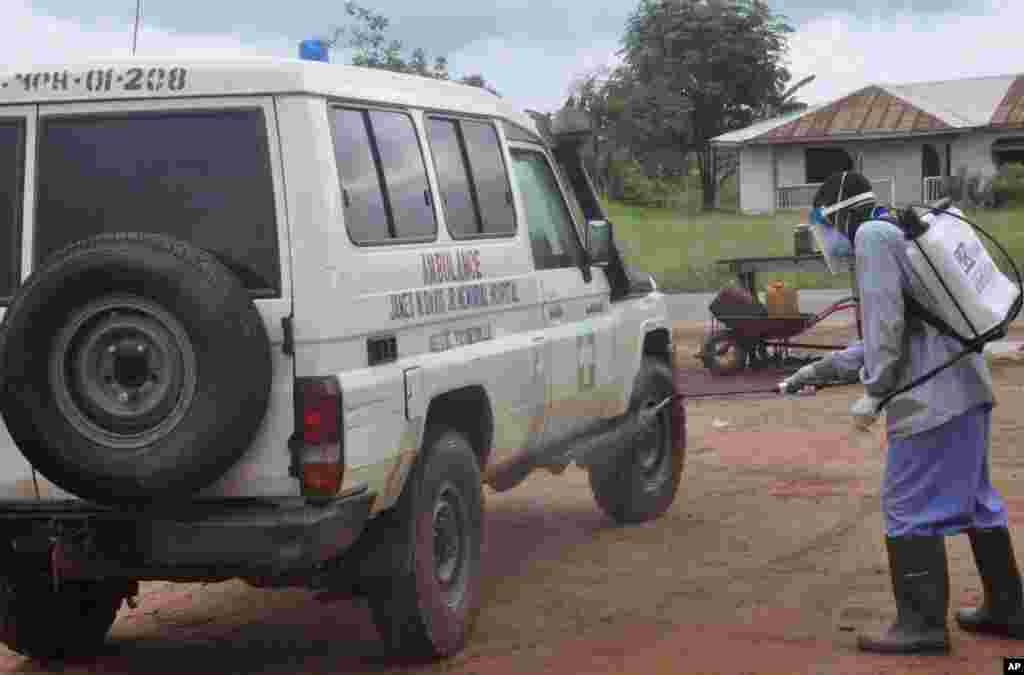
xmin=676 ymin=365 xmax=799 ymax=397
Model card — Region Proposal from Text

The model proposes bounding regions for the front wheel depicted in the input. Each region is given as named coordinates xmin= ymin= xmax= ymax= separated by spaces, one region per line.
xmin=588 ymin=357 xmax=684 ymax=524
xmin=366 ymin=428 xmax=484 ymax=658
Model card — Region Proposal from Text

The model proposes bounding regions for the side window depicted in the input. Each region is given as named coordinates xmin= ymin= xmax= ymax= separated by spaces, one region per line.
xmin=510 ymin=149 xmax=585 ymax=270
xmin=427 ymin=118 xmax=477 ymax=237
xmin=460 ymin=121 xmax=516 ymax=235
xmin=331 ymin=107 xmax=436 ymax=245
xmin=0 ymin=121 xmax=23 ymax=303
xmin=425 ymin=116 xmax=516 ymax=238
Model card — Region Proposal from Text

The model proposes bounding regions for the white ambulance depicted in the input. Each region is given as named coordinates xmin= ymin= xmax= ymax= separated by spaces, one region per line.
xmin=0 ymin=58 xmax=684 ymax=660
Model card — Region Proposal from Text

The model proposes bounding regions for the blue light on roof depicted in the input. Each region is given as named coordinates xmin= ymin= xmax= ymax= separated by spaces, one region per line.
xmin=299 ymin=40 xmax=329 ymax=62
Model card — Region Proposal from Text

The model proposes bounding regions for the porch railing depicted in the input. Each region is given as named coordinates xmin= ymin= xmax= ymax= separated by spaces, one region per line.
xmin=923 ymin=176 xmax=946 ymax=202
xmin=776 ymin=177 xmax=896 ymax=210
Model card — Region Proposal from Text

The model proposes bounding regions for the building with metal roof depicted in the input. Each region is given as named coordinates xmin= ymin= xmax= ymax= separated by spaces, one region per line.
xmin=711 ymin=73 xmax=1024 ymax=213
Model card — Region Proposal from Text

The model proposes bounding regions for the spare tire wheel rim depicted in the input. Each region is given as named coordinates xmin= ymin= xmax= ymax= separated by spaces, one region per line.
xmin=49 ymin=294 xmax=198 ymax=450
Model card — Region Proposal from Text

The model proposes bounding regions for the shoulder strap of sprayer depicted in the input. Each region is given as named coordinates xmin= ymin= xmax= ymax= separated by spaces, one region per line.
xmin=872 ymin=211 xmax=982 ymax=352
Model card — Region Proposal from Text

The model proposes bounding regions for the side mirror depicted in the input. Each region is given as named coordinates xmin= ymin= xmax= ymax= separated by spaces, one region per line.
xmin=588 ymin=219 xmax=613 ymax=266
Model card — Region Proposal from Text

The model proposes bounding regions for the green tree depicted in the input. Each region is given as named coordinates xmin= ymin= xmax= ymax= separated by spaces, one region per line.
xmin=566 ymin=65 xmax=680 ymax=197
xmin=620 ymin=0 xmax=803 ymax=208
xmin=323 ymin=2 xmax=496 ymax=93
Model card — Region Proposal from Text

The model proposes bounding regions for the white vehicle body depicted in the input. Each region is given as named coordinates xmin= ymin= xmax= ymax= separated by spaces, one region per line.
xmin=0 ymin=58 xmax=682 ymax=661
xmin=0 ymin=58 xmax=670 ymax=508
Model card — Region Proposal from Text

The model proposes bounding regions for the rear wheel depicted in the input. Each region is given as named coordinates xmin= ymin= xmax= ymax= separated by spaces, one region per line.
xmin=702 ymin=330 xmax=748 ymax=375
xmin=0 ymin=577 xmax=128 ymax=661
xmin=366 ymin=429 xmax=484 ymax=658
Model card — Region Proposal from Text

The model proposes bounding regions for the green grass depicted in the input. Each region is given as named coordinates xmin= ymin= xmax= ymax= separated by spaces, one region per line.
xmin=606 ymin=187 xmax=1024 ymax=293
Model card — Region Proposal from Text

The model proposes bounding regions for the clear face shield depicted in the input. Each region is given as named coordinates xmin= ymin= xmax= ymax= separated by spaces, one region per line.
xmin=809 ymin=172 xmax=876 ymax=275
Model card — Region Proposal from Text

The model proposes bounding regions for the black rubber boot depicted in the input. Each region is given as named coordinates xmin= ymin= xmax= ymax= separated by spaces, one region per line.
xmin=956 ymin=526 xmax=1024 ymax=638
xmin=857 ymin=535 xmax=951 ymax=654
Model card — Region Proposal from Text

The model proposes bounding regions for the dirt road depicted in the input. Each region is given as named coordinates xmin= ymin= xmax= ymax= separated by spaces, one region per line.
xmin=5 ymin=320 xmax=1024 ymax=674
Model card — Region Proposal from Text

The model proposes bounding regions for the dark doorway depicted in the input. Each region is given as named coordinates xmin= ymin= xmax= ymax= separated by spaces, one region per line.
xmin=805 ymin=147 xmax=853 ymax=183
xmin=993 ymin=137 xmax=1024 ymax=168
xmin=922 ymin=144 xmax=941 ymax=178
xmin=997 ymin=150 xmax=1024 ymax=166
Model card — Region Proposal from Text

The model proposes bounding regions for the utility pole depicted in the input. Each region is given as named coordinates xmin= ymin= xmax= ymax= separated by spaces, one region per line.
xmin=132 ymin=0 xmax=142 ymax=56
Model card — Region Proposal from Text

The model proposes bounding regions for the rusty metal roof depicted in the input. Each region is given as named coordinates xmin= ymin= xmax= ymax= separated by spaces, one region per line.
xmin=753 ymin=86 xmax=952 ymax=144
xmin=712 ymin=73 xmax=1024 ymax=146
xmin=991 ymin=75 xmax=1024 ymax=127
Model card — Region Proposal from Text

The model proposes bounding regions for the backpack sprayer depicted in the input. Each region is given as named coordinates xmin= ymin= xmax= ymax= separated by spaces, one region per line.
xmin=868 ymin=198 xmax=1024 ymax=412
xmin=776 ymin=196 xmax=1022 ymax=410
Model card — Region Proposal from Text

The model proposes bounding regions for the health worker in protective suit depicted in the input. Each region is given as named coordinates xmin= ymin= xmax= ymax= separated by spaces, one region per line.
xmin=781 ymin=170 xmax=1024 ymax=654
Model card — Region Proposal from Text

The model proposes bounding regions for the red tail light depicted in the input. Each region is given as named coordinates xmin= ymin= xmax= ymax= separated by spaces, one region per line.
xmin=295 ymin=377 xmax=344 ymax=498
xmin=302 ymin=379 xmax=340 ymax=445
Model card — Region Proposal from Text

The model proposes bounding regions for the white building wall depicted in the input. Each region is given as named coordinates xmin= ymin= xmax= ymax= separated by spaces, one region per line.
xmin=739 ymin=145 xmax=775 ymax=213
xmin=851 ymin=139 xmax=920 ymax=206
xmin=732 ymin=126 xmax=1024 ymax=213
xmin=952 ymin=130 xmax=1006 ymax=182
xmin=774 ymin=145 xmax=805 ymax=187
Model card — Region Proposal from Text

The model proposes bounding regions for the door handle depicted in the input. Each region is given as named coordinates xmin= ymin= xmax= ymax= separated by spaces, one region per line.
xmin=586 ymin=302 xmax=604 ymax=315
xmin=548 ymin=305 xmax=564 ymax=320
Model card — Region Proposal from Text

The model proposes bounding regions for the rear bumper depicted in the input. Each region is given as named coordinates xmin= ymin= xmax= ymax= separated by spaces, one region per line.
xmin=0 ymin=486 xmax=376 ymax=580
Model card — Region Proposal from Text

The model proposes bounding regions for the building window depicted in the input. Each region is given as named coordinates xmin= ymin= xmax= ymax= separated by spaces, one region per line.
xmin=993 ymin=137 xmax=1024 ymax=167
xmin=805 ymin=148 xmax=853 ymax=183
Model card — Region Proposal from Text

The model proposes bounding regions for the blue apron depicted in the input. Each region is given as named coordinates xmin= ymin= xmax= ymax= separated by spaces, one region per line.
xmin=883 ymin=403 xmax=1008 ymax=537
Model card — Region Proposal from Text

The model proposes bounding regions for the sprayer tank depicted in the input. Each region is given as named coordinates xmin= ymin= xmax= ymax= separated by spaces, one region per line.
xmin=905 ymin=207 xmax=1019 ymax=341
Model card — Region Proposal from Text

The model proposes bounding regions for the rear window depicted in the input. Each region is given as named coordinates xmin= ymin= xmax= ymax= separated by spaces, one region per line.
xmin=0 ymin=121 xmax=24 ymax=303
xmin=35 ymin=109 xmax=281 ymax=296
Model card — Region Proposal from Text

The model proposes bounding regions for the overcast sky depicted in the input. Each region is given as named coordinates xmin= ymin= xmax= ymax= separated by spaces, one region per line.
xmin=3 ymin=0 xmax=1021 ymax=114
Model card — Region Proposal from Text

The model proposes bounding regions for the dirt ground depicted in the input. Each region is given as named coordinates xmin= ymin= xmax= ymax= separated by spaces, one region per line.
xmin=6 ymin=319 xmax=1024 ymax=675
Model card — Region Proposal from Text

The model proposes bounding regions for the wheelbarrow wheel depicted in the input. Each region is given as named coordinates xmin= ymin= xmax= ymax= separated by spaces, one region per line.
xmin=702 ymin=331 xmax=749 ymax=375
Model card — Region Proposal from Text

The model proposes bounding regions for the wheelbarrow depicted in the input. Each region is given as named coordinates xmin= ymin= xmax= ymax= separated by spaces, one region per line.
xmin=701 ymin=287 xmax=859 ymax=375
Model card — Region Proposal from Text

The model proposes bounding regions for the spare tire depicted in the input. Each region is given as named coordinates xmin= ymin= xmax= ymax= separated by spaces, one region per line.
xmin=0 ymin=232 xmax=272 ymax=505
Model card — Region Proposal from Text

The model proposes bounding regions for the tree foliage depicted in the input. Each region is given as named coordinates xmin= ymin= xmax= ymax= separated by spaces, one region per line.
xmin=324 ymin=2 xmax=498 ymax=95
xmin=616 ymin=0 xmax=806 ymax=208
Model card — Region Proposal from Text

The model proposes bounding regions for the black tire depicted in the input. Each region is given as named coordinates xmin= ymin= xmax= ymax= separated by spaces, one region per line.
xmin=702 ymin=330 xmax=748 ymax=375
xmin=0 ymin=578 xmax=125 ymax=661
xmin=367 ymin=429 xmax=484 ymax=659
xmin=588 ymin=358 xmax=683 ymax=524
xmin=0 ymin=232 xmax=272 ymax=505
